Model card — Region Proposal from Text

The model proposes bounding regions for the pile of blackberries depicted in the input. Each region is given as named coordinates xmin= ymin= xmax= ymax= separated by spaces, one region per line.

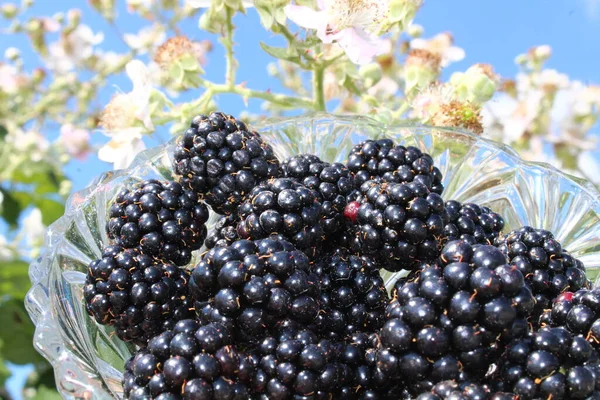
xmin=82 ymin=111 xmax=599 ymax=399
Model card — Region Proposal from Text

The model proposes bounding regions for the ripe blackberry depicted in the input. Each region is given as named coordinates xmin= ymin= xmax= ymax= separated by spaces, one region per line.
xmin=542 ymin=288 xmax=600 ymax=350
xmin=443 ymin=200 xmax=504 ymax=245
xmin=122 ymin=320 xmax=258 ymax=399
xmin=346 ymin=139 xmax=444 ymax=194
xmin=343 ymin=179 xmax=446 ymax=271
xmin=204 ymin=214 xmax=242 ymax=249
xmin=106 ymin=179 xmax=209 ymax=266
xmin=172 ymin=111 xmax=281 ymax=215
xmin=489 ymin=326 xmax=600 ymax=399
xmin=235 ymin=178 xmax=325 ymax=256
xmin=282 ymin=154 xmax=356 ymax=235
xmin=252 ymin=326 xmax=387 ymax=398
xmin=495 ymin=226 xmax=591 ymax=319
xmin=311 ymin=248 xmax=390 ymax=337
xmin=83 ymin=246 xmax=193 ymax=346
xmin=189 ymin=238 xmax=321 ymax=342
xmin=375 ymin=241 xmax=533 ymax=394
xmin=415 ymin=380 xmax=493 ymax=400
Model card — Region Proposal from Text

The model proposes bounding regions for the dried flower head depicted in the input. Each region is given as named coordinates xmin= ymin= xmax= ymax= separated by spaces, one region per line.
xmin=406 ymin=48 xmax=441 ymax=71
xmin=154 ymin=36 xmax=211 ymax=68
xmin=472 ymin=63 xmax=497 ymax=81
xmin=430 ymin=100 xmax=483 ymax=134
xmin=99 ymin=94 xmax=138 ymax=132
xmin=413 ymin=83 xmax=483 ymax=134
xmin=410 ymin=32 xmax=465 ymax=67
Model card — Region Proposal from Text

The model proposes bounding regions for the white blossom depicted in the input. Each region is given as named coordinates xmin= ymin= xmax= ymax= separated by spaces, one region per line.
xmin=98 ymin=60 xmax=153 ymax=170
xmin=284 ymin=0 xmax=390 ymax=65
xmin=44 ymin=24 xmax=104 ymax=73
xmin=124 ymin=25 xmax=166 ymax=55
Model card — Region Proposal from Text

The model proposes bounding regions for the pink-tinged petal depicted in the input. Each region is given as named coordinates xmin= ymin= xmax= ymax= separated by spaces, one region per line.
xmin=332 ymin=28 xmax=388 ymax=65
xmin=316 ymin=0 xmax=325 ymax=10
xmin=284 ymin=5 xmax=328 ymax=30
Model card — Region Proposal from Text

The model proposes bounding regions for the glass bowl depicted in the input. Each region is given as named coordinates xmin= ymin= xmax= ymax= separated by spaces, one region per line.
xmin=25 ymin=114 xmax=600 ymax=399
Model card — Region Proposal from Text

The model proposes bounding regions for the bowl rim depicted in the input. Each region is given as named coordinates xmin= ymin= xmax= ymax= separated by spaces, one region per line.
xmin=24 ymin=112 xmax=600 ymax=399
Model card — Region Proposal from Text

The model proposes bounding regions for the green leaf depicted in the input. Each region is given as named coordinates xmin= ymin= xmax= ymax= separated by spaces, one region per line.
xmin=0 ymin=352 xmax=9 ymax=387
xmin=0 ymin=260 xmax=30 ymax=299
xmin=0 ymin=125 xmax=7 ymax=141
xmin=0 ymin=188 xmax=22 ymax=228
xmin=35 ymin=198 xmax=64 ymax=226
xmin=260 ymin=42 xmax=301 ymax=64
xmin=0 ymin=299 xmax=44 ymax=365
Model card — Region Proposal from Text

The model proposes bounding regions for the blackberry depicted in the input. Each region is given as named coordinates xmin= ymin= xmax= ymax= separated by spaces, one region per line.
xmin=343 ymin=179 xmax=446 ymax=271
xmin=375 ymin=241 xmax=532 ymax=394
xmin=282 ymin=154 xmax=356 ymax=235
xmin=172 ymin=111 xmax=280 ymax=215
xmin=204 ymin=214 xmax=242 ymax=249
xmin=106 ymin=179 xmax=209 ymax=266
xmin=122 ymin=320 xmax=258 ymax=399
xmin=495 ymin=226 xmax=591 ymax=320
xmin=489 ymin=326 xmax=600 ymax=399
xmin=311 ymin=248 xmax=390 ymax=337
xmin=252 ymin=326 xmax=389 ymax=398
xmin=346 ymin=139 xmax=444 ymax=194
xmin=235 ymin=178 xmax=325 ymax=256
xmin=83 ymin=246 xmax=193 ymax=346
xmin=189 ymin=238 xmax=321 ymax=342
xmin=415 ymin=380 xmax=493 ymax=399
xmin=542 ymin=288 xmax=600 ymax=351
xmin=443 ymin=200 xmax=504 ymax=245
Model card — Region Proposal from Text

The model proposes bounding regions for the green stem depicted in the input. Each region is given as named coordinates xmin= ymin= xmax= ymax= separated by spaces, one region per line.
xmin=224 ymin=7 xmax=236 ymax=88
xmin=312 ymin=67 xmax=326 ymax=112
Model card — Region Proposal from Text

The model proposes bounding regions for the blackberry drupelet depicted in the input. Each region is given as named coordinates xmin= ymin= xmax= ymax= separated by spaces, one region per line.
xmin=189 ymin=238 xmax=321 ymax=342
xmin=122 ymin=320 xmax=258 ymax=399
xmin=495 ymin=226 xmax=591 ymax=320
xmin=488 ymin=326 xmax=600 ymax=399
xmin=83 ymin=246 xmax=193 ymax=346
xmin=282 ymin=154 xmax=356 ymax=235
xmin=346 ymin=139 xmax=444 ymax=194
xmin=106 ymin=179 xmax=209 ymax=266
xmin=343 ymin=179 xmax=446 ymax=271
xmin=311 ymin=248 xmax=390 ymax=337
xmin=443 ymin=200 xmax=504 ymax=245
xmin=172 ymin=111 xmax=281 ymax=215
xmin=235 ymin=178 xmax=325 ymax=256
xmin=375 ymin=241 xmax=534 ymax=395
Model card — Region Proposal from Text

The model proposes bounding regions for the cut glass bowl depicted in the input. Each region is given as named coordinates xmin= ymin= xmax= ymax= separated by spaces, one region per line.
xmin=25 ymin=114 xmax=600 ymax=399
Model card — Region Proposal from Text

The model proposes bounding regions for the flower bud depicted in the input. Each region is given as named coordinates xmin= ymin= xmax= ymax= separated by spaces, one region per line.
xmin=359 ymin=63 xmax=383 ymax=88
xmin=199 ymin=5 xmax=228 ymax=33
xmin=450 ymin=63 xmax=497 ymax=104
xmin=387 ymin=0 xmax=423 ymax=30
xmin=4 ymin=47 xmax=20 ymax=60
xmin=404 ymin=49 xmax=441 ymax=94
xmin=1 ymin=3 xmax=18 ymax=19
xmin=407 ymin=23 xmax=423 ymax=37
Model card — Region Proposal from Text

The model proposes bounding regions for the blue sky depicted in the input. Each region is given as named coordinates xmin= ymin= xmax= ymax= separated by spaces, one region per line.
xmin=2 ymin=0 xmax=599 ymax=398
